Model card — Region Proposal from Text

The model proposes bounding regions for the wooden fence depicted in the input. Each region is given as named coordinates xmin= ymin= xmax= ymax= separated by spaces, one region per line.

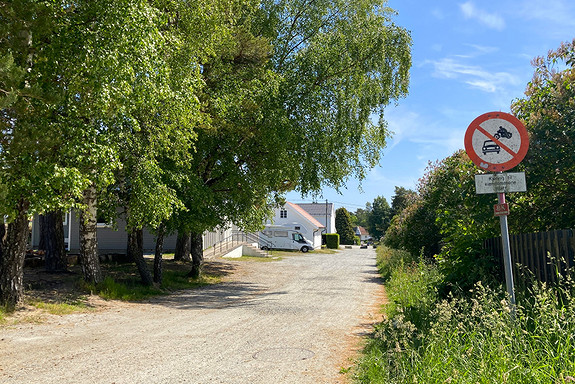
xmin=483 ymin=229 xmax=575 ymax=283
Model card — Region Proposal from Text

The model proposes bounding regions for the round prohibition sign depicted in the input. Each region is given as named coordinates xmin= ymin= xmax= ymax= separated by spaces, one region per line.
xmin=464 ymin=111 xmax=529 ymax=172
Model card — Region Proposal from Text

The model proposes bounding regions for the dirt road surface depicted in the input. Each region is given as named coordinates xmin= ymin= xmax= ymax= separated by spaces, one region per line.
xmin=0 ymin=247 xmax=384 ymax=384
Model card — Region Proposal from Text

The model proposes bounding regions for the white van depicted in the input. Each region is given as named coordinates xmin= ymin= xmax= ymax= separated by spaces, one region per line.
xmin=259 ymin=225 xmax=315 ymax=252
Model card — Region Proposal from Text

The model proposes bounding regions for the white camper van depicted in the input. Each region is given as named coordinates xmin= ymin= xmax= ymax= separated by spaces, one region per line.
xmin=259 ymin=225 xmax=315 ymax=252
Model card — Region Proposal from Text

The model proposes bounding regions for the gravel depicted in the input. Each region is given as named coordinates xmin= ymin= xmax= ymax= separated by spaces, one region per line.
xmin=0 ymin=247 xmax=384 ymax=384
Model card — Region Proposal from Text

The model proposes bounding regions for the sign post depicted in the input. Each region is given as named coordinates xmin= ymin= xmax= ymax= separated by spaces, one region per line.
xmin=464 ymin=111 xmax=529 ymax=314
xmin=496 ymin=190 xmax=515 ymax=309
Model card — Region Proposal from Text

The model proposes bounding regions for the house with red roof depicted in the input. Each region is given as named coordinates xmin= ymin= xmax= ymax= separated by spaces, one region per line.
xmin=354 ymin=226 xmax=371 ymax=242
xmin=266 ymin=202 xmax=325 ymax=249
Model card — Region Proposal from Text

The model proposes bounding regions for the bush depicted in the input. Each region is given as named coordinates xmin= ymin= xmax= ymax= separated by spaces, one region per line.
xmin=325 ymin=233 xmax=340 ymax=249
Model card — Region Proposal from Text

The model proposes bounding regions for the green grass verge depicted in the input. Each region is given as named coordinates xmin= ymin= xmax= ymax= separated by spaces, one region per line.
xmin=29 ymin=299 xmax=89 ymax=315
xmin=83 ymin=269 xmax=220 ymax=301
xmin=354 ymin=246 xmax=575 ymax=384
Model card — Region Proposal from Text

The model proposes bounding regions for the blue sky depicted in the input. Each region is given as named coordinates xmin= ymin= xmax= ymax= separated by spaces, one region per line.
xmin=287 ymin=0 xmax=575 ymax=212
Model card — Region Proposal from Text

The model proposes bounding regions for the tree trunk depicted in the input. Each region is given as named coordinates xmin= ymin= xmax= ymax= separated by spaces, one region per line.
xmin=79 ymin=185 xmax=103 ymax=284
xmin=153 ymin=223 xmax=165 ymax=285
xmin=174 ymin=230 xmax=192 ymax=262
xmin=187 ymin=232 xmax=203 ymax=279
xmin=42 ymin=210 xmax=67 ymax=272
xmin=38 ymin=214 xmax=46 ymax=251
xmin=128 ymin=228 xmax=153 ymax=286
xmin=0 ymin=199 xmax=30 ymax=309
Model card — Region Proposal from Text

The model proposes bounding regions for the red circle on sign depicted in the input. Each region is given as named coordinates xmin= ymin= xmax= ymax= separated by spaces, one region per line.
xmin=464 ymin=111 xmax=529 ymax=172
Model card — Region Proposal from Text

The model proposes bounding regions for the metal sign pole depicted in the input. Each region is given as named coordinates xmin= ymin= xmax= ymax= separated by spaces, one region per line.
xmin=464 ymin=112 xmax=528 ymax=318
xmin=497 ymin=191 xmax=516 ymax=314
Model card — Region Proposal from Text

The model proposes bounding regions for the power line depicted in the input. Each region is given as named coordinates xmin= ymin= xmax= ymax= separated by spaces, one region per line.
xmin=288 ymin=199 xmax=367 ymax=209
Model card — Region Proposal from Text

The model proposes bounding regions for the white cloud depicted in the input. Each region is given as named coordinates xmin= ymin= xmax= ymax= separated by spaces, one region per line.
xmin=460 ymin=1 xmax=505 ymax=30
xmin=428 ymin=58 xmax=520 ymax=93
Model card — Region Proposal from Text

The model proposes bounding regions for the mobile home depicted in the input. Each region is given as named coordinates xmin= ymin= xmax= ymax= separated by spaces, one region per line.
xmin=259 ymin=225 xmax=314 ymax=252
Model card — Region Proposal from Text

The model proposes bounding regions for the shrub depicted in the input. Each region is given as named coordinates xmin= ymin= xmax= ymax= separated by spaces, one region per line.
xmin=325 ymin=233 xmax=340 ymax=249
xmin=335 ymin=207 xmax=356 ymax=244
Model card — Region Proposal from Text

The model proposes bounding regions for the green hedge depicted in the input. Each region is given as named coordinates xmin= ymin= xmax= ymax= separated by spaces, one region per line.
xmin=325 ymin=233 xmax=339 ymax=249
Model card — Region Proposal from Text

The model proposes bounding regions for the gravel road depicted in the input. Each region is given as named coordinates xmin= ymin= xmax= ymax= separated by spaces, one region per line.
xmin=0 ymin=247 xmax=384 ymax=384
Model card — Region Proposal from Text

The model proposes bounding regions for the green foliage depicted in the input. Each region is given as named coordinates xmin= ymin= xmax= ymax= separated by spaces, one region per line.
xmin=376 ymin=246 xmax=442 ymax=330
xmin=366 ymin=196 xmax=393 ymax=240
xmin=30 ymin=300 xmax=88 ymax=315
xmin=259 ymin=0 xmax=412 ymax=195
xmin=385 ymin=152 xmax=500 ymax=288
xmin=383 ymin=196 xmax=441 ymax=258
xmin=84 ymin=270 xmax=218 ymax=301
xmin=336 ymin=208 xmax=356 ymax=245
xmin=355 ymin=248 xmax=575 ymax=384
xmin=325 ymin=233 xmax=340 ymax=249
xmin=389 ymin=186 xmax=416 ymax=219
xmin=376 ymin=245 xmax=418 ymax=282
xmin=511 ymin=39 xmax=575 ymax=231
xmin=353 ymin=206 xmax=371 ymax=228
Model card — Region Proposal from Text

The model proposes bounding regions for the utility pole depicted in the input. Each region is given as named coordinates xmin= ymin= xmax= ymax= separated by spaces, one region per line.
xmin=325 ymin=199 xmax=328 ymax=233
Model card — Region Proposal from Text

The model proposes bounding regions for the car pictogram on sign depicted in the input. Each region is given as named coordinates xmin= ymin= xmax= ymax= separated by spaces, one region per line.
xmin=482 ymin=140 xmax=500 ymax=155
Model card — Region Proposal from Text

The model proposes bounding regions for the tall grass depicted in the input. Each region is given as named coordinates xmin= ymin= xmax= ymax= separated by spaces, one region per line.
xmin=354 ymin=246 xmax=575 ymax=383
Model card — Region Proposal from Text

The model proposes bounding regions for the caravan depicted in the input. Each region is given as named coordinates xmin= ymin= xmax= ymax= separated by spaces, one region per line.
xmin=259 ymin=225 xmax=315 ymax=252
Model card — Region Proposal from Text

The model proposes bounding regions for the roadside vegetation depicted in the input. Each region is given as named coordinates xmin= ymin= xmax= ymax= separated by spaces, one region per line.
xmin=354 ymin=41 xmax=575 ymax=383
xmin=354 ymin=246 xmax=575 ymax=383
xmin=0 ymin=259 xmax=230 ymax=325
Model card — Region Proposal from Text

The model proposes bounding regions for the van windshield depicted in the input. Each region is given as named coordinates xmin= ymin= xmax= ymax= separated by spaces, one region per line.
xmin=292 ymin=233 xmax=306 ymax=243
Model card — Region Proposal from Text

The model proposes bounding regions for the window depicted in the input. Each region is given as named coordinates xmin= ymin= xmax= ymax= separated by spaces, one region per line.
xmin=292 ymin=233 xmax=305 ymax=243
xmin=275 ymin=231 xmax=288 ymax=237
xmin=262 ymin=230 xmax=272 ymax=237
xmin=280 ymin=209 xmax=287 ymax=218
xmin=294 ymin=226 xmax=301 ymax=230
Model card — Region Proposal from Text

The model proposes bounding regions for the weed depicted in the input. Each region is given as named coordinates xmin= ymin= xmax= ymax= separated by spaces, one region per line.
xmin=354 ymin=246 xmax=575 ymax=383
xmin=82 ymin=269 xmax=221 ymax=301
xmin=29 ymin=299 xmax=89 ymax=315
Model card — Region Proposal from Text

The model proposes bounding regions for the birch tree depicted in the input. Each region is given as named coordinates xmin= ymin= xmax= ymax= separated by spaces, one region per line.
xmin=177 ymin=0 xmax=412 ymax=276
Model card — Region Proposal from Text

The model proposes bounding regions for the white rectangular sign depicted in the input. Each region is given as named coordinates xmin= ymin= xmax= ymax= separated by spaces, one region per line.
xmin=475 ymin=172 xmax=527 ymax=194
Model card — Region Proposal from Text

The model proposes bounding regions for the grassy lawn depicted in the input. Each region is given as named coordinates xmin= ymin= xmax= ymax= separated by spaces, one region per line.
xmin=1 ymin=258 xmax=237 ymax=325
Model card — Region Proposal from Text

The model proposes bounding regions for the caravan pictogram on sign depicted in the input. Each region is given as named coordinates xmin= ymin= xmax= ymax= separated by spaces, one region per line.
xmin=464 ymin=112 xmax=529 ymax=172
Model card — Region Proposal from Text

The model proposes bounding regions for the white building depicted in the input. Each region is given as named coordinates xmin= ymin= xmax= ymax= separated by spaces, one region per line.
xmin=30 ymin=211 xmax=231 ymax=254
xmin=296 ymin=202 xmax=336 ymax=233
xmin=354 ymin=226 xmax=371 ymax=242
xmin=267 ymin=202 xmax=325 ymax=249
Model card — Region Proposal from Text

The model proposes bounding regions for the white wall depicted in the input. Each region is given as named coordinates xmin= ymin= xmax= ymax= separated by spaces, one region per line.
xmin=266 ymin=206 xmax=323 ymax=249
